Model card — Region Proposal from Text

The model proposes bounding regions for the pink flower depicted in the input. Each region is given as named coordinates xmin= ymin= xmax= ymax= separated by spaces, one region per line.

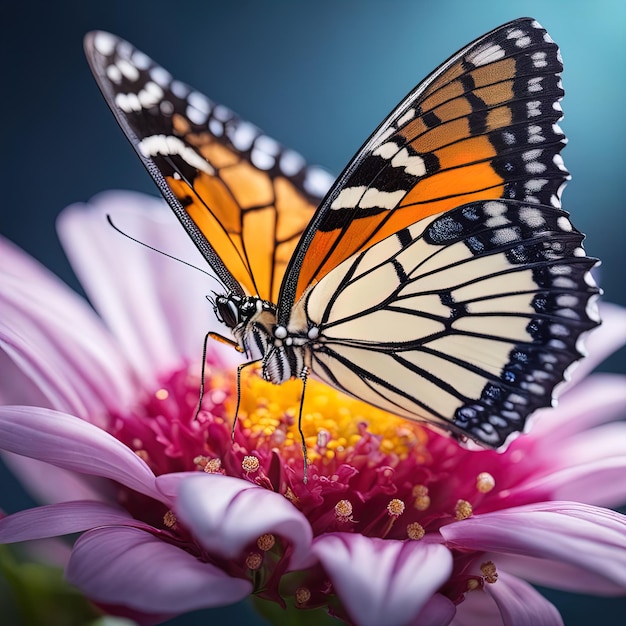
xmin=1 ymin=191 xmax=626 ymax=625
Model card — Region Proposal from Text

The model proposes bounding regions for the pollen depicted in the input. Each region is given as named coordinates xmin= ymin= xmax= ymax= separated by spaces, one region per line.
xmin=295 ymin=586 xmax=311 ymax=605
xmin=257 ymin=533 xmax=276 ymax=551
xmin=387 ymin=498 xmax=405 ymax=517
xmin=412 ymin=484 xmax=431 ymax=511
xmin=481 ymin=560 xmax=498 ymax=584
xmin=407 ymin=522 xmax=425 ymax=540
xmin=242 ymin=455 xmax=260 ymax=473
xmin=163 ymin=510 xmax=177 ymax=528
xmin=155 ymin=388 xmax=169 ymax=400
xmin=476 ymin=471 xmax=496 ymax=493
xmin=193 ymin=455 xmax=223 ymax=473
xmin=335 ymin=499 xmax=354 ymax=522
xmin=236 ymin=369 xmax=429 ymax=466
xmin=455 ymin=499 xmax=473 ymax=520
xmin=246 ymin=552 xmax=263 ymax=570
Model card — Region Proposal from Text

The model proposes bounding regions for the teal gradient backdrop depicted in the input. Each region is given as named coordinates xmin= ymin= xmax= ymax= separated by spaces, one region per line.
xmin=1 ymin=1 xmax=624 ymax=624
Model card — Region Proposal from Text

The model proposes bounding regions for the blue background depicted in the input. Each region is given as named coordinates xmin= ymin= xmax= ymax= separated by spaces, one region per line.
xmin=1 ymin=1 xmax=624 ymax=624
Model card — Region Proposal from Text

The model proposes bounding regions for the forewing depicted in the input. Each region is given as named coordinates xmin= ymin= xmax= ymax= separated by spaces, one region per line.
xmin=85 ymin=32 xmax=333 ymax=301
xmin=301 ymin=199 xmax=599 ymax=447
xmin=280 ymin=18 xmax=569 ymax=320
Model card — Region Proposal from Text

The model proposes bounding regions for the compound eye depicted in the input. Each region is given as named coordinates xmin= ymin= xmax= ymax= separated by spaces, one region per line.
xmin=215 ymin=298 xmax=239 ymax=328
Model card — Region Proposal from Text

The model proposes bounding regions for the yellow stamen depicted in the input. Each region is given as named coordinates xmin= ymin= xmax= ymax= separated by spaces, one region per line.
xmin=235 ymin=369 xmax=429 ymax=465
xmin=135 ymin=449 xmax=149 ymax=463
xmin=257 ymin=533 xmax=276 ymax=551
xmin=155 ymin=388 xmax=169 ymax=400
xmin=335 ymin=499 xmax=354 ymax=523
xmin=407 ymin=522 xmax=425 ymax=540
xmin=163 ymin=510 xmax=176 ymax=528
xmin=467 ymin=578 xmax=481 ymax=591
xmin=387 ymin=498 xmax=405 ymax=517
xmin=295 ymin=587 xmax=311 ymax=605
xmin=246 ymin=552 xmax=263 ymax=570
xmin=476 ymin=471 xmax=496 ymax=493
xmin=481 ymin=560 xmax=498 ymax=584
xmin=455 ymin=499 xmax=473 ymax=520
xmin=412 ymin=484 xmax=431 ymax=511
xmin=242 ymin=455 xmax=260 ymax=473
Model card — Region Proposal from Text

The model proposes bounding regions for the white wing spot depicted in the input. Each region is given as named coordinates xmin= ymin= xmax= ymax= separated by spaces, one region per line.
xmin=373 ymin=141 xmax=399 ymax=160
xmin=280 ymin=150 xmax=305 ymax=176
xmin=532 ymin=51 xmax=548 ymax=68
xmin=331 ymin=186 xmax=366 ymax=210
xmin=106 ymin=64 xmax=122 ymax=84
xmin=397 ymin=108 xmax=415 ymax=127
xmin=115 ymin=92 xmax=141 ymax=112
xmin=149 ymin=66 xmax=172 ymax=88
xmin=557 ymin=216 xmax=573 ymax=232
xmin=170 ymin=80 xmax=189 ymax=99
xmin=250 ymin=148 xmax=275 ymax=170
xmin=360 ymin=188 xmax=405 ymax=210
xmin=391 ymin=148 xmax=426 ymax=177
xmin=484 ymin=201 xmax=507 ymax=217
xmin=131 ymin=50 xmax=151 ymax=70
xmin=304 ymin=167 xmax=334 ymax=197
xmin=116 ymin=58 xmax=140 ymax=82
xmin=255 ymin=135 xmax=280 ymax=156
xmin=468 ymin=43 xmax=505 ymax=66
xmin=93 ymin=32 xmax=116 ymax=56
xmin=138 ymin=135 xmax=215 ymax=175
xmin=230 ymin=121 xmax=258 ymax=151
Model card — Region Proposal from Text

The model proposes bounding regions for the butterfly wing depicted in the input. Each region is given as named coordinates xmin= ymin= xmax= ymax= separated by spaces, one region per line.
xmin=84 ymin=32 xmax=333 ymax=301
xmin=279 ymin=18 xmax=571 ymax=321
xmin=299 ymin=198 xmax=599 ymax=447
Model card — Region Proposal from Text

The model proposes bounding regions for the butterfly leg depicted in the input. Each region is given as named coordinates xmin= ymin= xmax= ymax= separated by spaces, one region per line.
xmin=298 ymin=366 xmax=310 ymax=483
xmin=192 ymin=330 xmax=213 ymax=421
xmin=232 ymin=358 xmax=262 ymax=442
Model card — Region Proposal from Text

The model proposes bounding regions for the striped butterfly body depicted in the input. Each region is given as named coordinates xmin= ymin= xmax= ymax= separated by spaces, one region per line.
xmin=85 ymin=17 xmax=599 ymax=449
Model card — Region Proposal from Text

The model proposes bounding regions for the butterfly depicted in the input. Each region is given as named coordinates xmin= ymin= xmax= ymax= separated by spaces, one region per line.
xmin=85 ymin=17 xmax=599 ymax=451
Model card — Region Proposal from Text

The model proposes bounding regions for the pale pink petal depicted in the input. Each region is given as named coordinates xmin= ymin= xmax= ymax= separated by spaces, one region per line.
xmin=451 ymin=586 xmax=501 ymax=625
xmin=410 ymin=593 xmax=456 ymax=626
xmin=563 ymin=302 xmax=626 ymax=388
xmin=0 ymin=501 xmax=135 ymax=543
xmin=491 ymin=553 xmax=626 ymax=595
xmin=1 ymin=452 xmax=109 ymax=505
xmin=58 ymin=191 xmax=225 ymax=377
xmin=484 ymin=571 xmax=563 ymax=626
xmin=0 ymin=236 xmax=135 ymax=416
xmin=174 ymin=474 xmax=314 ymax=570
xmin=441 ymin=502 xmax=626 ymax=591
xmin=312 ymin=533 xmax=453 ymax=626
xmin=533 ymin=374 xmax=626 ymax=439
xmin=0 ymin=406 xmax=160 ymax=501
xmin=67 ymin=526 xmax=252 ymax=612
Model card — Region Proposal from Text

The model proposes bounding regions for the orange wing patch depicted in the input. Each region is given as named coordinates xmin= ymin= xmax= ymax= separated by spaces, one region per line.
xmin=291 ymin=24 xmax=567 ymax=306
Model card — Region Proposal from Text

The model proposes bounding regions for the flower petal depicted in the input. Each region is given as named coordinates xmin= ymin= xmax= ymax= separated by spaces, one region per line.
xmin=484 ymin=571 xmax=563 ymax=626
xmin=410 ymin=593 xmax=456 ymax=626
xmin=57 ymin=191 xmax=228 ymax=376
xmin=491 ymin=553 xmax=626 ymax=595
xmin=565 ymin=302 xmax=626 ymax=385
xmin=0 ymin=235 xmax=135 ymax=416
xmin=0 ymin=406 xmax=160 ymax=501
xmin=312 ymin=533 xmax=453 ymax=626
xmin=2 ymin=451 xmax=108 ymax=505
xmin=533 ymin=374 xmax=626 ymax=440
xmin=441 ymin=502 xmax=626 ymax=592
xmin=0 ymin=501 xmax=135 ymax=543
xmin=67 ymin=526 xmax=252 ymax=612
xmin=173 ymin=474 xmax=314 ymax=570
xmin=452 ymin=572 xmax=562 ymax=626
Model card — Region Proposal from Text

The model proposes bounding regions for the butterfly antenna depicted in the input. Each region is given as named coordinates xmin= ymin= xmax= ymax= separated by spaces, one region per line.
xmin=106 ymin=214 xmax=220 ymax=282
xmin=298 ymin=367 xmax=310 ymax=484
